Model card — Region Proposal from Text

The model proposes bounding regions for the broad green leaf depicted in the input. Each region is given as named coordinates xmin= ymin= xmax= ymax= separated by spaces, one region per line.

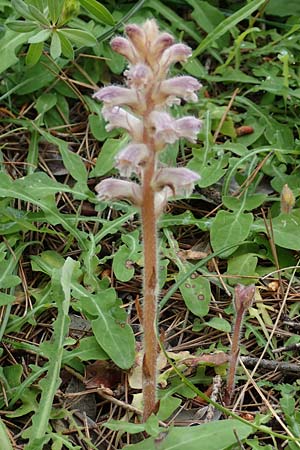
xmin=205 ymin=317 xmax=231 ymax=332
xmin=12 ymin=0 xmax=33 ymax=20
xmin=91 ymin=136 xmax=128 ymax=177
xmin=226 ymin=253 xmax=258 ymax=286
xmin=210 ymin=210 xmax=253 ymax=257
xmin=6 ymin=20 xmax=38 ymax=32
xmin=105 ymin=420 xmax=146 ymax=434
xmin=27 ymin=4 xmax=50 ymax=26
xmin=0 ymin=293 xmax=16 ymax=306
xmin=37 ymin=129 xmax=88 ymax=184
xmin=178 ymin=263 xmax=211 ymax=317
xmin=76 ymin=290 xmax=135 ymax=369
xmin=223 ymin=194 xmax=267 ymax=212
xmin=0 ymin=30 xmax=33 ymax=73
xmin=35 ymin=93 xmax=57 ymax=115
xmin=28 ymin=29 xmax=52 ymax=44
xmin=0 ymin=418 xmax=14 ymax=450
xmin=254 ymin=210 xmax=300 ymax=250
xmin=59 ymin=28 xmax=97 ymax=47
xmin=47 ymin=0 xmax=64 ymax=22
xmin=265 ymin=0 xmax=300 ymax=16
xmin=192 ymin=0 xmax=265 ymax=57
xmin=57 ymin=31 xmax=74 ymax=59
xmin=124 ymin=419 xmax=253 ymax=450
xmin=112 ymin=230 xmax=141 ymax=282
xmin=50 ymin=31 xmax=61 ymax=59
xmin=79 ymin=0 xmax=114 ymax=25
xmin=63 ymin=336 xmax=109 ymax=362
xmin=25 ymin=42 xmax=44 ymax=66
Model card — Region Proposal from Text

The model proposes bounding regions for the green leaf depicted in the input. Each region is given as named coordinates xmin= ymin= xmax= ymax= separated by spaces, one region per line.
xmin=25 ymin=258 xmax=76 ymax=450
xmin=91 ymin=136 xmax=128 ymax=177
xmin=226 ymin=253 xmax=258 ymax=286
xmin=76 ymin=289 xmax=135 ymax=369
xmin=105 ymin=420 xmax=145 ymax=434
xmin=178 ymin=263 xmax=211 ymax=318
xmin=210 ymin=210 xmax=253 ymax=257
xmin=0 ymin=30 xmax=33 ymax=73
xmin=63 ymin=336 xmax=109 ymax=362
xmin=124 ymin=419 xmax=253 ymax=450
xmin=265 ymin=0 xmax=300 ymax=16
xmin=59 ymin=28 xmax=97 ymax=47
xmin=255 ymin=210 xmax=300 ymax=250
xmin=11 ymin=0 xmax=33 ymax=20
xmin=79 ymin=0 xmax=114 ymax=25
xmin=192 ymin=0 xmax=265 ymax=57
xmin=223 ymin=194 xmax=267 ymax=212
xmin=28 ymin=29 xmax=52 ymax=44
xmin=47 ymin=0 xmax=64 ymax=22
xmin=112 ymin=230 xmax=141 ymax=282
xmin=26 ymin=42 xmax=44 ymax=66
xmin=27 ymin=4 xmax=50 ymax=26
xmin=0 ymin=418 xmax=14 ymax=450
xmin=37 ymin=129 xmax=88 ymax=184
xmin=57 ymin=31 xmax=74 ymax=59
xmin=6 ymin=20 xmax=38 ymax=32
xmin=205 ymin=317 xmax=231 ymax=333
xmin=35 ymin=93 xmax=57 ymax=115
xmin=50 ymin=31 xmax=61 ymax=59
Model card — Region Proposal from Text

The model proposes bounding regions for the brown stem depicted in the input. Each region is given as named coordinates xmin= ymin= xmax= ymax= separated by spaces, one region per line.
xmin=141 ymin=150 xmax=158 ymax=421
xmin=225 ymin=311 xmax=244 ymax=406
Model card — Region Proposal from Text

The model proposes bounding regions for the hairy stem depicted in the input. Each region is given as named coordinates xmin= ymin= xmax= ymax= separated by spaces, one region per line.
xmin=225 ymin=311 xmax=244 ymax=406
xmin=141 ymin=150 xmax=158 ymax=421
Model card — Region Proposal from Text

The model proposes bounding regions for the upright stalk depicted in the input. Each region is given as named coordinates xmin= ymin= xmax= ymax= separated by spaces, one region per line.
xmin=141 ymin=151 xmax=158 ymax=420
xmin=93 ymin=19 xmax=202 ymax=420
xmin=225 ymin=284 xmax=255 ymax=406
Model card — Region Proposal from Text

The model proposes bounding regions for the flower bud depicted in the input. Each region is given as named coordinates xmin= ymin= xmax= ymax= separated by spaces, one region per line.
xmin=125 ymin=23 xmax=146 ymax=56
xmin=234 ymin=284 xmax=255 ymax=315
xmin=280 ymin=184 xmax=295 ymax=214
xmin=110 ymin=37 xmax=138 ymax=63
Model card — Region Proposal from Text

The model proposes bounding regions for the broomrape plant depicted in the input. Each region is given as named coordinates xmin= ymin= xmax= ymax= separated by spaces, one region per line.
xmin=93 ymin=19 xmax=202 ymax=421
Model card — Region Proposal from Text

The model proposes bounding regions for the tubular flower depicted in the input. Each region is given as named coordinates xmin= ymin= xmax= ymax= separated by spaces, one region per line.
xmin=153 ymin=167 xmax=201 ymax=197
xmin=102 ymin=106 xmax=143 ymax=141
xmin=115 ymin=144 xmax=149 ymax=177
xmin=95 ymin=179 xmax=142 ymax=206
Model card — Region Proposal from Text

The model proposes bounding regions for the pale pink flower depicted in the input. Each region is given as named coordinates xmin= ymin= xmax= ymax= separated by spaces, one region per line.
xmin=152 ymin=32 xmax=175 ymax=60
xmin=175 ymin=116 xmax=202 ymax=142
xmin=95 ymin=178 xmax=142 ymax=205
xmin=154 ymin=186 xmax=173 ymax=215
xmin=110 ymin=36 xmax=138 ymax=64
xmin=124 ymin=64 xmax=153 ymax=89
xmin=159 ymin=76 xmax=201 ymax=104
xmin=102 ymin=106 xmax=143 ymax=141
xmin=115 ymin=144 xmax=149 ymax=177
xmin=125 ymin=23 xmax=146 ymax=56
xmin=93 ymin=86 xmax=140 ymax=108
xmin=153 ymin=167 xmax=200 ymax=197
xmin=149 ymin=111 xmax=179 ymax=144
xmin=159 ymin=44 xmax=192 ymax=75
xmin=149 ymin=111 xmax=201 ymax=145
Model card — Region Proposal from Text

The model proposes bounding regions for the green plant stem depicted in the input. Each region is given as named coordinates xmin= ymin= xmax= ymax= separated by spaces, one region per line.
xmin=141 ymin=149 xmax=158 ymax=421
